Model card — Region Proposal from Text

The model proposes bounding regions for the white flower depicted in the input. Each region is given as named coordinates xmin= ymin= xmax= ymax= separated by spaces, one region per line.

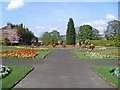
xmin=0 ymin=65 xmax=11 ymax=79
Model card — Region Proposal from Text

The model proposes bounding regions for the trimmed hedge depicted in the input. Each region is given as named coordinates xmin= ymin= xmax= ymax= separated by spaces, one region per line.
xmin=89 ymin=40 xmax=115 ymax=46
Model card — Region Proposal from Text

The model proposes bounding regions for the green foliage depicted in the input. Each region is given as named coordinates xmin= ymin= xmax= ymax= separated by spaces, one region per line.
xmin=92 ymin=28 xmax=99 ymax=39
xmin=42 ymin=30 xmax=61 ymax=45
xmin=84 ymin=39 xmax=91 ymax=45
xmin=78 ymin=25 xmax=99 ymax=42
xmin=3 ymin=38 xmax=11 ymax=46
xmin=50 ymin=30 xmax=61 ymax=44
xmin=17 ymin=23 xmax=35 ymax=44
xmin=42 ymin=32 xmax=51 ymax=44
xmin=62 ymin=44 xmax=66 ymax=48
xmin=113 ymin=33 xmax=120 ymax=47
xmin=31 ymin=37 xmax=38 ymax=43
xmin=35 ymin=50 xmax=50 ymax=60
xmin=89 ymin=44 xmax=95 ymax=50
xmin=89 ymin=40 xmax=115 ymax=46
xmin=66 ymin=18 xmax=76 ymax=45
xmin=105 ymin=20 xmax=120 ymax=40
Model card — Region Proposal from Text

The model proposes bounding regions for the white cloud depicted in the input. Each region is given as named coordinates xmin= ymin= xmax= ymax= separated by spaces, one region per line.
xmin=80 ymin=14 xmax=116 ymax=34
xmin=106 ymin=14 xmax=117 ymax=20
xmin=36 ymin=26 xmax=40 ymax=29
xmin=49 ymin=27 xmax=58 ymax=31
xmin=81 ymin=20 xmax=106 ymax=26
xmin=34 ymin=26 xmax=60 ymax=37
xmin=37 ymin=26 xmax=45 ymax=30
xmin=96 ymin=26 xmax=106 ymax=34
xmin=96 ymin=26 xmax=104 ymax=30
xmin=93 ymin=20 xmax=106 ymax=25
xmin=81 ymin=22 xmax=92 ymax=26
xmin=34 ymin=26 xmax=47 ymax=36
xmin=6 ymin=0 xmax=24 ymax=10
xmin=80 ymin=20 xmax=107 ymax=34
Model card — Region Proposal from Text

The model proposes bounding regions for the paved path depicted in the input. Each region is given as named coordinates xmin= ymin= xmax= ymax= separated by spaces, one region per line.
xmin=8 ymin=50 xmax=116 ymax=88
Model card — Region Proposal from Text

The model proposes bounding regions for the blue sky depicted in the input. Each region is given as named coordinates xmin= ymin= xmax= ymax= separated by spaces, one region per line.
xmin=0 ymin=1 xmax=118 ymax=37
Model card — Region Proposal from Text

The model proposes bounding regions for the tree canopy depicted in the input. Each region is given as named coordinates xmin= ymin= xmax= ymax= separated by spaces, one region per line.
xmin=104 ymin=20 xmax=120 ymax=40
xmin=42 ymin=30 xmax=61 ymax=45
xmin=17 ymin=23 xmax=35 ymax=45
xmin=77 ymin=25 xmax=99 ymax=43
xmin=113 ymin=32 xmax=120 ymax=47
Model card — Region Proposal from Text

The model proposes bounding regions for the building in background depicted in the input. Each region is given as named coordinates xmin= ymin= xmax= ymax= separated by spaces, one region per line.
xmin=0 ymin=22 xmax=19 ymax=44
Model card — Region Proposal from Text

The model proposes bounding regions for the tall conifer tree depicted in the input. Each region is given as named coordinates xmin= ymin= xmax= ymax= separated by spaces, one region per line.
xmin=66 ymin=18 xmax=76 ymax=45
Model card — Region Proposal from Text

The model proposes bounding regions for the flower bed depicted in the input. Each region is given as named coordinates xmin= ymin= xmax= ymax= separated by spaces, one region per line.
xmin=0 ymin=49 xmax=38 ymax=58
xmin=0 ymin=65 xmax=11 ymax=79
xmin=66 ymin=45 xmax=75 ymax=48
xmin=86 ymin=51 xmax=120 ymax=59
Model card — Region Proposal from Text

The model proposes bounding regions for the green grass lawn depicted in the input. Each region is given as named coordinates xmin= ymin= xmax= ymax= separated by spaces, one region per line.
xmin=0 ymin=65 xmax=33 ymax=90
xmin=72 ymin=46 xmax=119 ymax=60
xmin=2 ymin=46 xmax=18 ymax=50
xmin=91 ymin=66 xmax=118 ymax=88
xmin=35 ymin=50 xmax=50 ymax=60
xmin=72 ymin=50 xmax=90 ymax=60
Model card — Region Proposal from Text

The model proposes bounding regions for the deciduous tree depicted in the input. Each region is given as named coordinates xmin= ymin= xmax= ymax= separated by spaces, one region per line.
xmin=104 ymin=20 xmax=120 ymax=40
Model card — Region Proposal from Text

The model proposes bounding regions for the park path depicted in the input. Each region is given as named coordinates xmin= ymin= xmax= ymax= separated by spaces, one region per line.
xmin=12 ymin=50 xmax=115 ymax=88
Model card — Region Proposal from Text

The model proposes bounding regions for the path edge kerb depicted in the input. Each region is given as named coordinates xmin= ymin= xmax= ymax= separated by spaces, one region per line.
xmin=91 ymin=68 xmax=117 ymax=88
xmin=10 ymin=67 xmax=34 ymax=90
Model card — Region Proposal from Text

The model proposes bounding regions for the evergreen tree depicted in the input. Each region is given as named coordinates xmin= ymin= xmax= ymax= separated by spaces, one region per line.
xmin=66 ymin=18 xmax=76 ymax=45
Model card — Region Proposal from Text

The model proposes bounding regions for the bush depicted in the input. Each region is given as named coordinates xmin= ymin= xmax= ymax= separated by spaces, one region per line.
xmin=62 ymin=44 xmax=66 ymax=48
xmin=89 ymin=40 xmax=115 ymax=46
xmin=0 ymin=65 xmax=11 ymax=79
xmin=89 ymin=44 xmax=95 ymax=50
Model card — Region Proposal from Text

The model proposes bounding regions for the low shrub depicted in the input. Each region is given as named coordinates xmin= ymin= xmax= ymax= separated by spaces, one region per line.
xmin=62 ymin=44 xmax=66 ymax=48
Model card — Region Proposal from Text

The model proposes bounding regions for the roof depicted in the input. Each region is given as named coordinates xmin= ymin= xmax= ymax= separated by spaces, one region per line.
xmin=0 ymin=24 xmax=17 ymax=30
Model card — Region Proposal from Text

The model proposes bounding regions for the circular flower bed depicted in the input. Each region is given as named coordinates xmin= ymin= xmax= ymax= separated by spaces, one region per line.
xmin=0 ymin=65 xmax=11 ymax=79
